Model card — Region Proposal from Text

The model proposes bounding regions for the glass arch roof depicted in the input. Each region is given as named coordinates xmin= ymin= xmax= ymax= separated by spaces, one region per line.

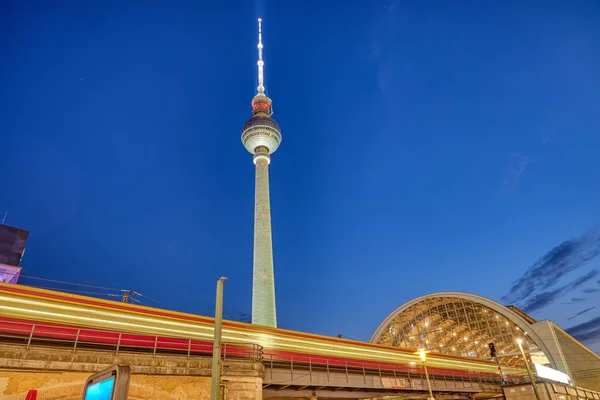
xmin=373 ymin=296 xmax=543 ymax=368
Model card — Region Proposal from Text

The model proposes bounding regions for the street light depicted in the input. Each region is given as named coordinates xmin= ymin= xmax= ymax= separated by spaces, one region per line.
xmin=414 ymin=346 xmax=434 ymax=400
xmin=210 ymin=277 xmax=227 ymax=400
xmin=516 ymin=338 xmax=542 ymax=400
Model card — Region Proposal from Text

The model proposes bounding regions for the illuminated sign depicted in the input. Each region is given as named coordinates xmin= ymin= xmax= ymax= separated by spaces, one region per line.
xmin=82 ymin=365 xmax=130 ymax=400
xmin=84 ymin=377 xmax=114 ymax=400
xmin=529 ymin=350 xmax=551 ymax=365
xmin=534 ymin=363 xmax=572 ymax=385
xmin=0 ymin=264 xmax=21 ymax=284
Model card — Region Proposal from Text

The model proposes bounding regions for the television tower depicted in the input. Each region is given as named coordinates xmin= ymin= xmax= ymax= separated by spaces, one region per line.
xmin=241 ymin=18 xmax=282 ymax=327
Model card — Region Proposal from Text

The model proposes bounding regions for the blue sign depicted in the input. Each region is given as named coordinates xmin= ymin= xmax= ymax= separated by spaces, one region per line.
xmin=82 ymin=365 xmax=130 ymax=400
xmin=84 ymin=376 xmax=115 ymax=400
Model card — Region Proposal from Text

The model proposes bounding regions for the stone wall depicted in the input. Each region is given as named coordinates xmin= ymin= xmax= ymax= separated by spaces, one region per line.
xmin=0 ymin=344 xmax=263 ymax=400
xmin=0 ymin=371 xmax=262 ymax=400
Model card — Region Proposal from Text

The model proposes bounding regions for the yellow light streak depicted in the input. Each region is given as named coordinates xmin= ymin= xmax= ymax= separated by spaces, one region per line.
xmin=0 ymin=287 xmax=525 ymax=375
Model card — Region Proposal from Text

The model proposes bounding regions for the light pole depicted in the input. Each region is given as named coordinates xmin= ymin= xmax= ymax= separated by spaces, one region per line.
xmin=414 ymin=347 xmax=435 ymax=400
xmin=210 ymin=277 xmax=227 ymax=400
xmin=516 ymin=338 xmax=542 ymax=400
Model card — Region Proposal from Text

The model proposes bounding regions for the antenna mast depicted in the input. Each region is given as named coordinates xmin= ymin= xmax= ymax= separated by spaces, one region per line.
xmin=257 ymin=18 xmax=265 ymax=95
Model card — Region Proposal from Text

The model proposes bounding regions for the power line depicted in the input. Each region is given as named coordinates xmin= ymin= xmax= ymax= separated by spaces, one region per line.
xmin=129 ymin=290 xmax=166 ymax=306
xmin=9 ymin=273 xmax=166 ymax=308
xmin=19 ymin=275 xmax=122 ymax=292
xmin=337 ymin=333 xmax=361 ymax=341
xmin=29 ymin=284 xmax=156 ymax=307
xmin=26 ymin=285 xmax=120 ymax=298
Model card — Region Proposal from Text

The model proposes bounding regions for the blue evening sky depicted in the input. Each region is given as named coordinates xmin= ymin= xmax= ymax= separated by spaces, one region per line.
xmin=1 ymin=1 xmax=599 ymax=352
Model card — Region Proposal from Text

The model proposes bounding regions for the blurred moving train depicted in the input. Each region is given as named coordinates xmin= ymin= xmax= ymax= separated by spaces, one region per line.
xmin=0 ymin=282 xmax=524 ymax=381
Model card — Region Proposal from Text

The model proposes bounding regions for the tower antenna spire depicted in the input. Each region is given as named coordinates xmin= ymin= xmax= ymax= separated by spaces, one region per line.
xmin=257 ymin=18 xmax=265 ymax=95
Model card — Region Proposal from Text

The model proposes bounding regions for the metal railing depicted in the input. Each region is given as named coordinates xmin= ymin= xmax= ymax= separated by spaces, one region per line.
xmin=0 ymin=318 xmax=263 ymax=362
xmin=261 ymin=352 xmax=528 ymax=388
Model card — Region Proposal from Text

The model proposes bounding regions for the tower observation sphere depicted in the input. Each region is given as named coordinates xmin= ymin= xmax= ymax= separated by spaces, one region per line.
xmin=241 ymin=110 xmax=282 ymax=163
xmin=241 ymin=18 xmax=281 ymax=328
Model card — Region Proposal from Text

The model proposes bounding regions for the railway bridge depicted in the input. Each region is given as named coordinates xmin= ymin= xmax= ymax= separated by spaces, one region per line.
xmin=0 ymin=283 xmax=522 ymax=399
xmin=0 ymin=319 xmax=505 ymax=400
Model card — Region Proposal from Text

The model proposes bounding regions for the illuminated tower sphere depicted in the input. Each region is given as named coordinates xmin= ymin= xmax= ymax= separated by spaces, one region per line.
xmin=241 ymin=18 xmax=282 ymax=328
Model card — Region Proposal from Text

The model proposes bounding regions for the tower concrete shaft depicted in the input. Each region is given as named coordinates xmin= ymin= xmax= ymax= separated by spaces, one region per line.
xmin=252 ymin=155 xmax=277 ymax=327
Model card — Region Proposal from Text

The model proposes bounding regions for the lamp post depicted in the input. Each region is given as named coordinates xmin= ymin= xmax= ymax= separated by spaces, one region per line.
xmin=210 ymin=277 xmax=227 ymax=400
xmin=516 ymin=338 xmax=542 ymax=400
xmin=414 ymin=347 xmax=434 ymax=400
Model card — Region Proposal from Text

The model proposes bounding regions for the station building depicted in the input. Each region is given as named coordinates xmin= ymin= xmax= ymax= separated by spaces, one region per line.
xmin=370 ymin=292 xmax=600 ymax=390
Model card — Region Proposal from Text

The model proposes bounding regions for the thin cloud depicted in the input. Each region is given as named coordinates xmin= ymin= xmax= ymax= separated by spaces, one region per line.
xmin=503 ymin=227 xmax=600 ymax=307
xmin=566 ymin=316 xmax=600 ymax=343
xmin=502 ymin=153 xmax=531 ymax=193
xmin=582 ymin=288 xmax=599 ymax=294
xmin=571 ymin=271 xmax=599 ymax=289
xmin=520 ymin=270 xmax=598 ymax=312
xmin=571 ymin=297 xmax=586 ymax=303
xmin=568 ymin=307 xmax=596 ymax=321
xmin=521 ymin=288 xmax=563 ymax=313
xmin=502 ymin=137 xmax=553 ymax=193
xmin=369 ymin=0 xmax=412 ymax=112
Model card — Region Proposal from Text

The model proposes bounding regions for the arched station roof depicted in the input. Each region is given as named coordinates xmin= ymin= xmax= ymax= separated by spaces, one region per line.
xmin=370 ymin=292 xmax=556 ymax=369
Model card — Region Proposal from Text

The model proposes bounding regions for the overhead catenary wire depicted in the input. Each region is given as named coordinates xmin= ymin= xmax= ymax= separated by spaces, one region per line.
xmin=18 ymin=274 xmax=123 ymax=292
xmin=22 ymin=285 xmax=156 ymax=306
xmin=128 ymin=290 xmax=166 ymax=306
xmin=4 ymin=272 xmax=166 ymax=307
xmin=25 ymin=285 xmax=121 ymax=298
